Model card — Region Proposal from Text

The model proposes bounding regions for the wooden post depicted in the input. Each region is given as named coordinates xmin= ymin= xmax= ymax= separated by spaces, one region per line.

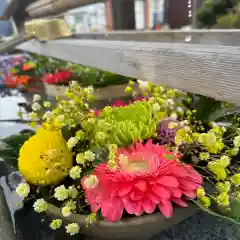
xmin=111 ymin=0 xmax=136 ymax=30
xmin=144 ymin=0 xmax=150 ymax=30
xmin=104 ymin=0 xmax=113 ymax=31
xmin=191 ymin=0 xmax=197 ymax=28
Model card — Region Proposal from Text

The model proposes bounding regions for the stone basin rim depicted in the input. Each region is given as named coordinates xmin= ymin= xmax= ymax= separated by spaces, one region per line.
xmin=46 ymin=201 xmax=200 ymax=228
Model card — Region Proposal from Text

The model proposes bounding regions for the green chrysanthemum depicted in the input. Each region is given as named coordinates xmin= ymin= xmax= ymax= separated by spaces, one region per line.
xmin=92 ymin=101 xmax=165 ymax=147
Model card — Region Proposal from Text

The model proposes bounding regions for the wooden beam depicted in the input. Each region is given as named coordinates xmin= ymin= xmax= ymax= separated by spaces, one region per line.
xmin=0 ymin=34 xmax=32 ymax=54
xmin=17 ymin=38 xmax=240 ymax=105
xmin=70 ymin=29 xmax=240 ymax=46
xmin=0 ymin=0 xmax=35 ymax=21
xmin=26 ymin=0 xmax=104 ymax=18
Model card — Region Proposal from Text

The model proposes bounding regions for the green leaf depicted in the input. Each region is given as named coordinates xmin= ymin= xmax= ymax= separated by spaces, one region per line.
xmin=163 ymin=153 xmax=176 ymax=161
xmin=193 ymin=95 xmax=230 ymax=122
xmin=0 ymin=131 xmax=35 ymax=168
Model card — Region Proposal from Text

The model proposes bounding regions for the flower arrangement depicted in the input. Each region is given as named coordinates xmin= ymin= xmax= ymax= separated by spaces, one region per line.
xmin=14 ymin=79 xmax=240 ymax=236
xmin=0 ymin=53 xmax=38 ymax=90
xmin=23 ymin=53 xmax=131 ymax=87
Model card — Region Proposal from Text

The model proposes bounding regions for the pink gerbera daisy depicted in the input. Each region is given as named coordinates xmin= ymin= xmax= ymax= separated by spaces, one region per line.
xmin=81 ymin=140 xmax=202 ymax=222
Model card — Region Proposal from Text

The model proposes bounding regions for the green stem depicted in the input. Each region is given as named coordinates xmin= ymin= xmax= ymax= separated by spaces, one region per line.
xmin=192 ymin=199 xmax=240 ymax=226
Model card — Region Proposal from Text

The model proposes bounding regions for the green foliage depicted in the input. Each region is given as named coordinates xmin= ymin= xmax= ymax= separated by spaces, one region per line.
xmin=197 ymin=0 xmax=238 ymax=28
xmin=0 ymin=131 xmax=35 ymax=168
xmin=70 ymin=65 xmax=130 ymax=88
xmin=214 ymin=11 xmax=240 ymax=28
xmin=191 ymin=95 xmax=231 ymax=122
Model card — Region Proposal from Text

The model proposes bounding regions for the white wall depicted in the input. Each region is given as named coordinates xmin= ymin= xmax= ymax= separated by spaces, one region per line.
xmin=135 ymin=0 xmax=145 ymax=30
xmin=65 ymin=3 xmax=106 ymax=33
xmin=149 ymin=0 xmax=164 ymax=28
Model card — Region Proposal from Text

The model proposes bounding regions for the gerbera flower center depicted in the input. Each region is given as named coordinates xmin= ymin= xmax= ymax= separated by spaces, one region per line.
xmin=119 ymin=154 xmax=150 ymax=173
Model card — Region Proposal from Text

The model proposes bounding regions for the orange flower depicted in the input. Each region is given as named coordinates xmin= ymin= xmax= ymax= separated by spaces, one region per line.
xmin=4 ymin=74 xmax=31 ymax=88
xmin=22 ymin=62 xmax=36 ymax=71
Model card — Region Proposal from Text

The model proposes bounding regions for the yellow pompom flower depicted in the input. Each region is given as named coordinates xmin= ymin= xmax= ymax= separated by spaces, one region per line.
xmin=18 ymin=126 xmax=73 ymax=185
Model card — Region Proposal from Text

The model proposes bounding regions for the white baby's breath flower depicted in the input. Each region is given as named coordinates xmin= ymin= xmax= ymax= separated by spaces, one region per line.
xmin=55 ymin=115 xmax=65 ymax=123
xmin=42 ymin=111 xmax=52 ymax=121
xmin=65 ymin=223 xmax=80 ymax=236
xmin=67 ymin=137 xmax=79 ymax=149
xmin=61 ymin=206 xmax=72 ymax=217
xmin=33 ymin=94 xmax=41 ymax=102
xmin=68 ymin=186 xmax=78 ymax=199
xmin=234 ymin=136 xmax=240 ymax=148
xmin=16 ymin=183 xmax=30 ymax=198
xmin=152 ymin=103 xmax=160 ymax=112
xmin=176 ymin=106 xmax=184 ymax=115
xmin=71 ymin=81 xmax=79 ymax=87
xmin=50 ymin=219 xmax=62 ymax=230
xmin=68 ymin=100 xmax=76 ymax=106
xmin=165 ymin=99 xmax=174 ymax=106
xmin=33 ymin=198 xmax=48 ymax=213
xmin=84 ymin=103 xmax=89 ymax=109
xmin=76 ymin=153 xmax=85 ymax=165
xmin=84 ymin=175 xmax=99 ymax=189
xmin=32 ymin=102 xmax=41 ymax=111
xmin=137 ymin=80 xmax=148 ymax=90
xmin=43 ymin=101 xmax=51 ymax=108
xmin=28 ymin=113 xmax=38 ymax=123
xmin=54 ymin=185 xmax=69 ymax=201
xmin=66 ymin=200 xmax=76 ymax=210
xmin=170 ymin=112 xmax=178 ymax=119
xmin=69 ymin=166 xmax=82 ymax=180
xmin=85 ymin=86 xmax=94 ymax=94
xmin=84 ymin=150 xmax=95 ymax=162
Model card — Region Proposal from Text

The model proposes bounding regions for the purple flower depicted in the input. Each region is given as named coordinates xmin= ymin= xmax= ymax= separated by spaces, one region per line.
xmin=156 ymin=118 xmax=182 ymax=145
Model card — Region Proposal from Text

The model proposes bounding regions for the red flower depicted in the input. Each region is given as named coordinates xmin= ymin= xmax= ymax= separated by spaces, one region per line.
xmin=81 ymin=141 xmax=202 ymax=222
xmin=42 ymin=73 xmax=58 ymax=84
xmin=42 ymin=71 xmax=72 ymax=84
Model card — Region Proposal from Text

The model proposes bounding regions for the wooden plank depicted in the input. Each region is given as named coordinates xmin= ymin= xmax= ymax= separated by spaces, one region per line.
xmin=17 ymin=39 xmax=240 ymax=105
xmin=26 ymin=0 xmax=104 ymax=18
xmin=71 ymin=30 xmax=240 ymax=46
xmin=0 ymin=35 xmax=32 ymax=54
xmin=0 ymin=0 xmax=36 ymax=20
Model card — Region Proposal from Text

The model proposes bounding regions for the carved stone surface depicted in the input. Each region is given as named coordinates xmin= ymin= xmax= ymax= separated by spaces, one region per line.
xmin=1 ymin=171 xmax=240 ymax=240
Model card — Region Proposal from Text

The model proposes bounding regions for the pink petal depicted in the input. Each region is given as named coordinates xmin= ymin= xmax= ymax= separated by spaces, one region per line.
xmin=130 ymin=189 xmax=144 ymax=201
xmin=91 ymin=202 xmax=101 ymax=212
xmin=118 ymin=185 xmax=132 ymax=197
xmin=142 ymin=199 xmax=156 ymax=214
xmin=182 ymin=190 xmax=196 ymax=199
xmin=152 ymin=185 xmax=171 ymax=199
xmin=146 ymin=192 xmax=161 ymax=204
xmin=122 ymin=196 xmax=137 ymax=214
xmin=101 ymin=198 xmax=124 ymax=222
xmin=178 ymin=179 xmax=200 ymax=190
xmin=135 ymin=180 xmax=147 ymax=192
xmin=157 ymin=176 xmax=179 ymax=188
xmin=170 ymin=188 xmax=182 ymax=198
xmin=171 ymin=197 xmax=188 ymax=207
xmin=158 ymin=201 xmax=173 ymax=218
xmin=134 ymin=203 xmax=144 ymax=216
